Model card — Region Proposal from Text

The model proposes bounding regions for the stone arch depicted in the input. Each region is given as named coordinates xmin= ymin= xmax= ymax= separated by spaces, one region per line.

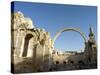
xmin=22 ymin=34 xmax=33 ymax=57
xmin=52 ymin=28 xmax=86 ymax=46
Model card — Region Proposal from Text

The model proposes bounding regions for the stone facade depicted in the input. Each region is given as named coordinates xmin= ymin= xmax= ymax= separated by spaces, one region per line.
xmin=11 ymin=12 xmax=53 ymax=73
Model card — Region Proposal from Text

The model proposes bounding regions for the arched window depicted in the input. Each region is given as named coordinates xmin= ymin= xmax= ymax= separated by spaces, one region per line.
xmin=22 ymin=34 xmax=33 ymax=57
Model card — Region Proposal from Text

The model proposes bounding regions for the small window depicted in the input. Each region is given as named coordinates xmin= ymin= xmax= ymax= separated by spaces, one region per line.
xmin=70 ymin=61 xmax=74 ymax=64
xmin=55 ymin=61 xmax=59 ymax=64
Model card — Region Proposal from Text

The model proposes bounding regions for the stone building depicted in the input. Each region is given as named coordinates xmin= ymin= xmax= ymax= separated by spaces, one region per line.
xmin=11 ymin=12 xmax=53 ymax=73
xmin=11 ymin=12 xmax=97 ymax=73
xmin=51 ymin=27 xmax=97 ymax=70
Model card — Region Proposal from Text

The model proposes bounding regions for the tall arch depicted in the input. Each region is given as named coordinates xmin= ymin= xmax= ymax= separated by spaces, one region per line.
xmin=52 ymin=28 xmax=86 ymax=46
xmin=22 ymin=34 xmax=33 ymax=57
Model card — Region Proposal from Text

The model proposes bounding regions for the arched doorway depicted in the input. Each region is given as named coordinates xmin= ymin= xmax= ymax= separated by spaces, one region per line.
xmin=22 ymin=34 xmax=33 ymax=57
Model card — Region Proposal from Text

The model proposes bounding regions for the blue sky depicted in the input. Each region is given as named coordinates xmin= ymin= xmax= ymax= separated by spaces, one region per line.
xmin=11 ymin=1 xmax=97 ymax=52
